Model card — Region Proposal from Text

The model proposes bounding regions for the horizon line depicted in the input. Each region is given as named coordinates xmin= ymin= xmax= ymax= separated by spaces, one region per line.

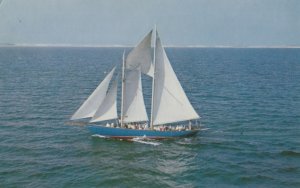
xmin=1 ymin=43 xmax=300 ymax=49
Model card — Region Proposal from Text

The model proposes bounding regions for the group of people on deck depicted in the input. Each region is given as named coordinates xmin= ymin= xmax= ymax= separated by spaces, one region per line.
xmin=105 ymin=122 xmax=192 ymax=131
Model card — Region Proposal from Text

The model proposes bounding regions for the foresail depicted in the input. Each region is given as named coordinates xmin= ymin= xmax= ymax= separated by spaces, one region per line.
xmin=152 ymin=33 xmax=199 ymax=125
xmin=70 ymin=67 xmax=116 ymax=120
xmin=123 ymin=69 xmax=148 ymax=123
xmin=126 ymin=30 xmax=154 ymax=77
xmin=90 ymin=76 xmax=118 ymax=122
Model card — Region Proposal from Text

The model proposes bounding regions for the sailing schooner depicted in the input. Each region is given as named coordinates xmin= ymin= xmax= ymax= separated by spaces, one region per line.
xmin=71 ymin=28 xmax=201 ymax=139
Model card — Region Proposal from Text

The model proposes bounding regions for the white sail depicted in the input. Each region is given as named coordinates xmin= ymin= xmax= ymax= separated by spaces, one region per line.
xmin=126 ymin=30 xmax=154 ymax=77
xmin=152 ymin=32 xmax=199 ymax=125
xmin=123 ymin=69 xmax=148 ymax=123
xmin=70 ymin=67 xmax=115 ymax=120
xmin=90 ymin=76 xmax=118 ymax=122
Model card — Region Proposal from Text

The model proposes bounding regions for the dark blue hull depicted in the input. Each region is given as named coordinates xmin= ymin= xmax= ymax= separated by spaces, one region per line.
xmin=88 ymin=125 xmax=199 ymax=139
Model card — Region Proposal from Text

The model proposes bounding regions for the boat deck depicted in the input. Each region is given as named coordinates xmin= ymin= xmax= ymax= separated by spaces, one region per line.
xmin=88 ymin=125 xmax=199 ymax=139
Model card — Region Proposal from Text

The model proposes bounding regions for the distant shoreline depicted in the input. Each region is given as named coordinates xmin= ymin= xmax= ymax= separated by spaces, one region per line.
xmin=0 ymin=44 xmax=300 ymax=49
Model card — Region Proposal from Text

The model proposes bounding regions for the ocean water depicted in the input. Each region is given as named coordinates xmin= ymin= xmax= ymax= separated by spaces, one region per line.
xmin=0 ymin=47 xmax=300 ymax=187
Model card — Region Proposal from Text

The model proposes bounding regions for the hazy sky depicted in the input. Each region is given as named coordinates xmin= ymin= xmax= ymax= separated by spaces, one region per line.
xmin=0 ymin=0 xmax=299 ymax=46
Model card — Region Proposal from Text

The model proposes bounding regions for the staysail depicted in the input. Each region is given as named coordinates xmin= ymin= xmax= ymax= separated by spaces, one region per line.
xmin=152 ymin=32 xmax=199 ymax=125
xmin=70 ymin=67 xmax=116 ymax=120
xmin=123 ymin=69 xmax=148 ymax=123
xmin=126 ymin=30 xmax=154 ymax=77
xmin=90 ymin=76 xmax=118 ymax=122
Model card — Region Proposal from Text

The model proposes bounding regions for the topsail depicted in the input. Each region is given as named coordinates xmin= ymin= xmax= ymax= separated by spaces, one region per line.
xmin=125 ymin=30 xmax=154 ymax=77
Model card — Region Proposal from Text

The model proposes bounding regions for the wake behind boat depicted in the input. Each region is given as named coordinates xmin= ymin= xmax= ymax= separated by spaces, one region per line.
xmin=70 ymin=27 xmax=201 ymax=139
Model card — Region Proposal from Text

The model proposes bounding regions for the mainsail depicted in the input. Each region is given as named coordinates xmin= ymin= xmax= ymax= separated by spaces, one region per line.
xmin=70 ymin=67 xmax=115 ymax=120
xmin=90 ymin=76 xmax=118 ymax=122
xmin=151 ymin=32 xmax=199 ymax=125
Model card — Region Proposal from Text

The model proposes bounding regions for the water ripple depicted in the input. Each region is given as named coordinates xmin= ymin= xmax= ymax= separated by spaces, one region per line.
xmin=1 ymin=47 xmax=300 ymax=187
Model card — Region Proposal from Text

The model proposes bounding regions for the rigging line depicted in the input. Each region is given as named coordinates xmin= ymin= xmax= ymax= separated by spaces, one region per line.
xmin=163 ymin=86 xmax=184 ymax=106
xmin=121 ymin=50 xmax=126 ymax=127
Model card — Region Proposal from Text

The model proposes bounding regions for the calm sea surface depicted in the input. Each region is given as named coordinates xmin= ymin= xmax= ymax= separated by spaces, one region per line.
xmin=0 ymin=47 xmax=300 ymax=187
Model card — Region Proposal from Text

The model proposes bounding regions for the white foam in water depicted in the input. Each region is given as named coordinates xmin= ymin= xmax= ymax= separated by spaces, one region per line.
xmin=92 ymin=134 xmax=108 ymax=138
xmin=131 ymin=137 xmax=161 ymax=146
xmin=176 ymin=138 xmax=194 ymax=145
xmin=91 ymin=135 xmax=161 ymax=145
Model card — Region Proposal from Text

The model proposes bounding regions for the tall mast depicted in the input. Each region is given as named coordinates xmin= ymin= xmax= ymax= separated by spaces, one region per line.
xmin=150 ymin=25 xmax=157 ymax=130
xmin=121 ymin=51 xmax=126 ymax=128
